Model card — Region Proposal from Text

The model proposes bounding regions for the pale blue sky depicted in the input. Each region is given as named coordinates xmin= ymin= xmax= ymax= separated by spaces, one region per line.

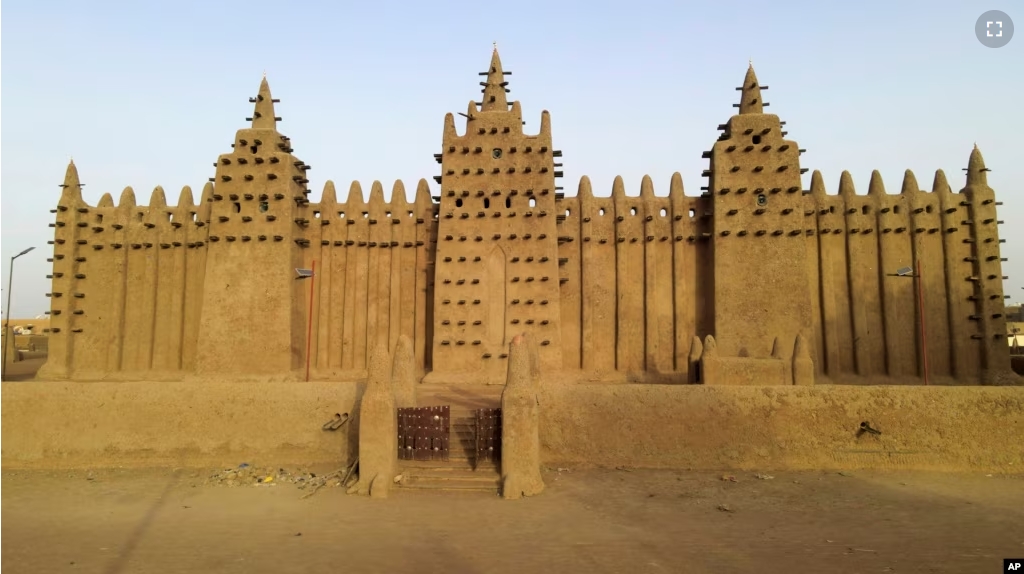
xmin=2 ymin=0 xmax=1021 ymax=318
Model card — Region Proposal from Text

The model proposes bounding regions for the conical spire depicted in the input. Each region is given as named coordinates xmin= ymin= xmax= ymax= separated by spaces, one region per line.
xmin=900 ymin=169 xmax=920 ymax=195
xmin=810 ymin=170 xmax=827 ymax=196
xmin=479 ymin=47 xmax=509 ymax=112
xmin=250 ymin=76 xmax=278 ymax=130
xmin=965 ymin=144 xmax=989 ymax=187
xmin=62 ymin=160 xmax=81 ymax=189
xmin=59 ymin=159 xmax=84 ymax=205
xmin=738 ymin=64 xmax=764 ymax=115
xmin=931 ymin=169 xmax=952 ymax=194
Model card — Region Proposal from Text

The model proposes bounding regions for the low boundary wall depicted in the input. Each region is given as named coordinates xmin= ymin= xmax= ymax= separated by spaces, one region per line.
xmin=1 ymin=382 xmax=363 ymax=469
xmin=2 ymin=382 xmax=1022 ymax=473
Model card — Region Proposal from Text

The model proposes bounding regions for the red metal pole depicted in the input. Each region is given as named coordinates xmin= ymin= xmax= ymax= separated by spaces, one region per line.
xmin=916 ymin=259 xmax=929 ymax=386
xmin=305 ymin=260 xmax=316 ymax=382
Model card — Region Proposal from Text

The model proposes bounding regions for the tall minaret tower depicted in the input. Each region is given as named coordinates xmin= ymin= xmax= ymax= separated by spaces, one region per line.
xmin=428 ymin=48 xmax=564 ymax=383
xmin=195 ymin=76 xmax=313 ymax=378
xmin=706 ymin=64 xmax=814 ymax=358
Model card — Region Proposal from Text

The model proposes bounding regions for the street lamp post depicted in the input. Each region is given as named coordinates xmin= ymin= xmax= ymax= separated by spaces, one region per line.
xmin=886 ymin=260 xmax=929 ymax=386
xmin=2 ymin=246 xmax=36 ymax=381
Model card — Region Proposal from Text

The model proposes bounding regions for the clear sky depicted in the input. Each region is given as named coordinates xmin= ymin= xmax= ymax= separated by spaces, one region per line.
xmin=1 ymin=0 xmax=1021 ymax=318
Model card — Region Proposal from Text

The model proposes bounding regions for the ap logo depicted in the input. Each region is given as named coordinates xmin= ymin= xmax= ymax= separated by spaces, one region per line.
xmin=1006 ymin=559 xmax=1023 ymax=572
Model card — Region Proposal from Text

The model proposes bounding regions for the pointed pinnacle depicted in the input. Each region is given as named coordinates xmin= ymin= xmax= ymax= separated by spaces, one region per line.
xmin=966 ymin=145 xmax=988 ymax=186
xmin=63 ymin=159 xmax=81 ymax=188
xmin=251 ymin=76 xmax=277 ymax=130
xmin=480 ymin=48 xmax=508 ymax=112
xmin=738 ymin=64 xmax=763 ymax=115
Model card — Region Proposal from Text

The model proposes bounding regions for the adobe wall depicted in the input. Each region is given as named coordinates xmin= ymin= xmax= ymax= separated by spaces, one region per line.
xmin=538 ymin=384 xmax=1024 ymax=472
xmin=1 ymin=381 xmax=362 ymax=469
xmin=304 ymin=180 xmax=438 ymax=378
xmin=557 ymin=174 xmax=711 ymax=379
xmin=3 ymin=380 xmax=1021 ymax=472
xmin=37 ymin=163 xmax=213 ymax=381
xmin=806 ymin=156 xmax=1014 ymax=385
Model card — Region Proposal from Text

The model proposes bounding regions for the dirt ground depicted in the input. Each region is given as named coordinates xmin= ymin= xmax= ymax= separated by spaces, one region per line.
xmin=2 ymin=467 xmax=1022 ymax=574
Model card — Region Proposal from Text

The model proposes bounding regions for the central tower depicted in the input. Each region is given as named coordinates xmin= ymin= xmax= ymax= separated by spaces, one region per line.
xmin=707 ymin=65 xmax=815 ymax=358
xmin=195 ymin=77 xmax=312 ymax=377
xmin=428 ymin=49 xmax=564 ymax=383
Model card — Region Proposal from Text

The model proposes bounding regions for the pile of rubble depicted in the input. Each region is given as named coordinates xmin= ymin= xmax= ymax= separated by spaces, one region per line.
xmin=204 ymin=463 xmax=358 ymax=496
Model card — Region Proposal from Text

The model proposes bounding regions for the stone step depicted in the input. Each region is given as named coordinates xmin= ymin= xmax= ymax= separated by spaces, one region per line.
xmin=399 ymin=464 xmax=502 ymax=494
xmin=400 ymin=458 xmax=498 ymax=472
xmin=398 ymin=479 xmax=500 ymax=494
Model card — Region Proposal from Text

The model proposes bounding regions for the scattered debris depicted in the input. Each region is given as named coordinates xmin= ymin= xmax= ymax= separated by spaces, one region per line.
xmin=300 ymin=458 xmax=359 ymax=499
xmin=755 ymin=473 xmax=774 ymax=480
xmin=557 ymin=467 xmax=571 ymax=473
xmin=720 ymin=475 xmax=738 ymax=482
xmin=294 ymin=533 xmax=302 ymax=537
xmin=615 ymin=466 xmax=633 ymax=472
xmin=716 ymin=504 xmax=733 ymax=512
xmin=838 ymin=472 xmax=853 ymax=477
xmin=205 ymin=461 xmax=357 ymax=498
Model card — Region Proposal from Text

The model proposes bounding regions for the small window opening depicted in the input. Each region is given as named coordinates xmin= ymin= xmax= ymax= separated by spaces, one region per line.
xmin=756 ymin=194 xmax=768 ymax=207
xmin=529 ymin=198 xmax=537 ymax=208
xmin=492 ymin=148 xmax=502 ymax=159
xmin=314 ymin=211 xmax=321 ymax=218
xmin=630 ymin=207 xmax=637 ymax=216
xmin=925 ymin=205 xmax=933 ymax=214
xmin=752 ymin=135 xmax=762 ymax=144
xmin=893 ymin=205 xmax=901 ymax=214
xmin=660 ymin=208 xmax=667 ymax=217
xmin=250 ymin=145 xmax=258 ymax=154
xmin=565 ymin=209 xmax=571 ymax=217
xmin=505 ymin=197 xmax=512 ymax=209
xmin=259 ymin=202 xmax=269 ymax=213
xmin=137 ymin=212 xmax=144 ymax=221
xmin=166 ymin=212 xmax=172 ymax=221
xmin=483 ymin=198 xmax=490 ymax=209
xmin=362 ymin=212 xmax=368 ymax=218
xmin=829 ymin=206 xmax=836 ymax=214
xmin=408 ymin=211 xmax=414 ymax=218
xmin=862 ymin=205 xmax=870 ymax=215
xmin=386 ymin=211 xmax=391 ymax=218
xmin=191 ymin=212 xmax=197 ymax=221
xmin=96 ymin=214 xmax=104 ymax=223
xmin=599 ymin=208 xmax=606 ymax=216
xmin=456 ymin=198 xmax=464 ymax=208
xmin=688 ymin=208 xmax=696 ymax=218
xmin=233 ymin=202 xmax=241 ymax=213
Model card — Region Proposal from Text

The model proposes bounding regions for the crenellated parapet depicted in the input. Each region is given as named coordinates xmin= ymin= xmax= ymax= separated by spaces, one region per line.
xmin=805 ymin=151 xmax=1012 ymax=385
xmin=559 ymin=173 xmax=711 ymax=380
xmin=38 ymin=164 xmax=213 ymax=380
xmin=300 ymin=179 xmax=438 ymax=377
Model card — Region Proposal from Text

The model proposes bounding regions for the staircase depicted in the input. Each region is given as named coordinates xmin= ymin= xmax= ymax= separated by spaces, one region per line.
xmin=397 ymin=386 xmax=503 ymax=494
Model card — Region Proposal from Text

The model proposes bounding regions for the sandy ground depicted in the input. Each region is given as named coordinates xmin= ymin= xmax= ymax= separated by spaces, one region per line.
xmin=3 ymin=467 xmax=1022 ymax=574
